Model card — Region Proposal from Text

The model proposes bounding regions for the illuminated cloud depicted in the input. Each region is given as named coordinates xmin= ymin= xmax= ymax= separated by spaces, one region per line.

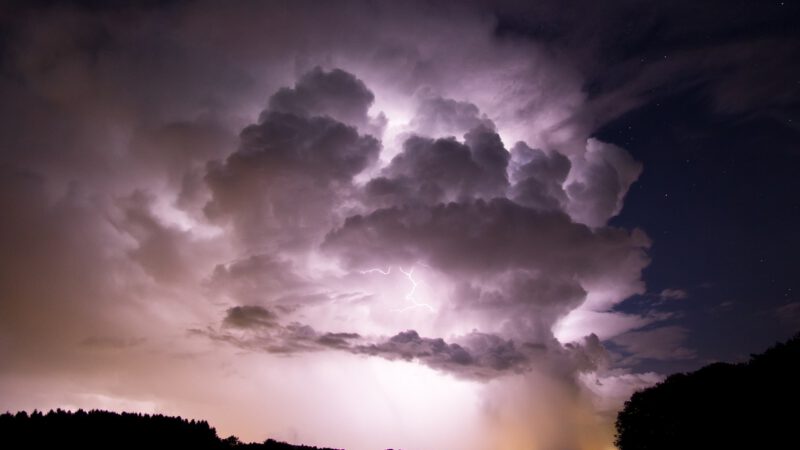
xmin=204 ymin=107 xmax=380 ymax=248
xmin=1 ymin=2 xmax=736 ymax=449
xmin=409 ymin=93 xmax=495 ymax=139
xmin=365 ymin=128 xmax=509 ymax=206
xmin=508 ymin=141 xmax=572 ymax=212
xmin=268 ymin=67 xmax=385 ymax=135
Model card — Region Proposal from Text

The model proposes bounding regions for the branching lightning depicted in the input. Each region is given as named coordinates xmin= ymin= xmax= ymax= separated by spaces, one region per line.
xmin=359 ymin=265 xmax=435 ymax=312
xmin=393 ymin=266 xmax=435 ymax=312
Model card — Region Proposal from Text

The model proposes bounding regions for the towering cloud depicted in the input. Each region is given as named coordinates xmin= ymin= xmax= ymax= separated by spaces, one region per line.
xmin=185 ymin=66 xmax=654 ymax=448
xmin=0 ymin=2 xmax=705 ymax=449
xmin=204 ymin=73 xmax=381 ymax=248
xmin=268 ymin=67 xmax=379 ymax=132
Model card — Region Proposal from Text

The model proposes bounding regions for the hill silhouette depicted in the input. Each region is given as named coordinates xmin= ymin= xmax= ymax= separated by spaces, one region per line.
xmin=0 ymin=409 xmax=340 ymax=450
xmin=615 ymin=332 xmax=800 ymax=449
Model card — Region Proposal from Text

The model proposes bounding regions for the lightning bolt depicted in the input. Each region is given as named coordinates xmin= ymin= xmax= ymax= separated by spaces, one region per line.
xmin=359 ymin=265 xmax=435 ymax=312
xmin=359 ymin=267 xmax=392 ymax=275
xmin=393 ymin=266 xmax=435 ymax=312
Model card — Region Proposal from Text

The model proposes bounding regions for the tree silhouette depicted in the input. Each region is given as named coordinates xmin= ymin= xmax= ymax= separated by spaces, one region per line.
xmin=0 ymin=409 xmax=340 ymax=450
xmin=615 ymin=332 xmax=800 ymax=449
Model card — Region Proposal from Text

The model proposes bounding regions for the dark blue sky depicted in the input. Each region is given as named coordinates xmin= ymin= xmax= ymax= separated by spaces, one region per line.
xmin=495 ymin=0 xmax=800 ymax=372
xmin=603 ymin=86 xmax=800 ymax=371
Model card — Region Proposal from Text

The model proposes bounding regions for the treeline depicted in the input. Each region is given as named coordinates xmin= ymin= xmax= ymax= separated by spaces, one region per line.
xmin=615 ymin=332 xmax=800 ymax=449
xmin=0 ymin=409 xmax=340 ymax=450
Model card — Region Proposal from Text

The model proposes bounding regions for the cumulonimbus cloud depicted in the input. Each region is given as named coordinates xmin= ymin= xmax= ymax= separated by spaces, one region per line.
xmin=0 ymin=3 xmax=707 ymax=447
xmin=191 ymin=68 xmax=653 ymax=392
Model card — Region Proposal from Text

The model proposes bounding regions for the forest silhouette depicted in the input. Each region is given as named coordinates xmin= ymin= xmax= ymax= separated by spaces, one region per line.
xmin=0 ymin=409 xmax=339 ymax=450
xmin=615 ymin=332 xmax=800 ymax=449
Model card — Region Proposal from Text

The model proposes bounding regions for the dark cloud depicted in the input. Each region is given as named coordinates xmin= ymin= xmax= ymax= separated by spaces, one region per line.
xmin=357 ymin=330 xmax=476 ymax=369
xmin=451 ymin=273 xmax=588 ymax=343
xmin=508 ymin=142 xmax=571 ymax=212
xmin=202 ymin=315 xmax=534 ymax=379
xmin=365 ymin=127 xmax=509 ymax=206
xmin=564 ymin=333 xmax=611 ymax=372
xmin=464 ymin=126 xmax=511 ymax=191
xmin=223 ymin=305 xmax=278 ymax=329
xmin=324 ymin=196 xmax=650 ymax=348
xmin=268 ymin=67 xmax=380 ymax=132
xmin=316 ymin=332 xmax=361 ymax=349
xmin=353 ymin=329 xmax=546 ymax=380
xmin=454 ymin=331 xmax=531 ymax=372
xmin=204 ymin=108 xmax=380 ymax=247
xmin=212 ymin=111 xmax=378 ymax=185
xmin=203 ymin=312 xmax=617 ymax=380
xmin=324 ymin=198 xmax=648 ymax=280
xmin=200 ymin=314 xmax=361 ymax=356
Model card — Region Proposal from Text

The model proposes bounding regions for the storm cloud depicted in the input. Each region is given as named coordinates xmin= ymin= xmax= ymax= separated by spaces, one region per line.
xmin=4 ymin=1 xmax=770 ymax=449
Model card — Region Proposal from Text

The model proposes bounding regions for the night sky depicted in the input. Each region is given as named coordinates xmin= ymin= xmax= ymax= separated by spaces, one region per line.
xmin=1 ymin=1 xmax=799 ymax=449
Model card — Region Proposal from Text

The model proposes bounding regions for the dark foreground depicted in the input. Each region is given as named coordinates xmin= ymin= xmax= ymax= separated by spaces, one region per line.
xmin=0 ymin=409 xmax=339 ymax=450
xmin=615 ymin=332 xmax=800 ymax=449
